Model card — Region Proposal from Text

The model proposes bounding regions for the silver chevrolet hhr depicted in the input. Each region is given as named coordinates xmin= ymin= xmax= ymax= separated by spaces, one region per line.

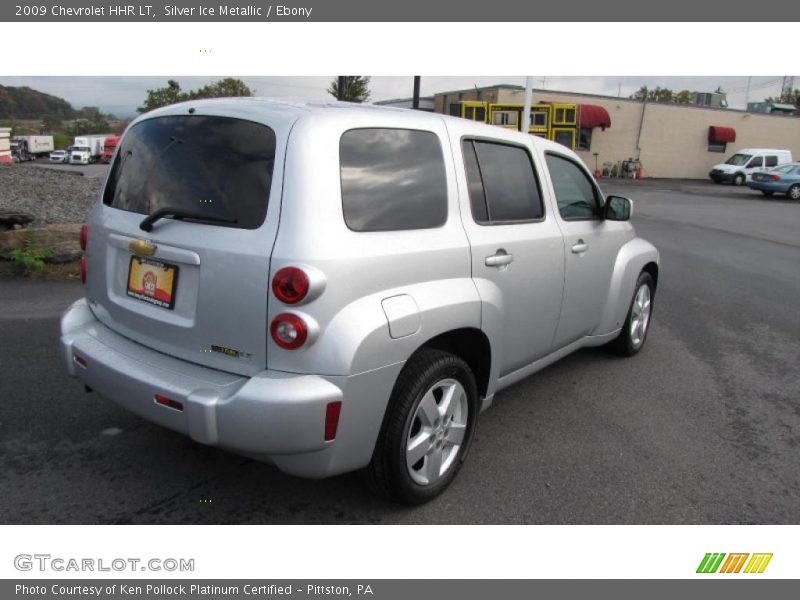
xmin=61 ymin=98 xmax=659 ymax=503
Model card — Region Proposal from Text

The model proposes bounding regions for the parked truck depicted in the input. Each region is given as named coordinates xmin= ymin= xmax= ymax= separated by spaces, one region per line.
xmin=10 ymin=135 xmax=55 ymax=162
xmin=102 ymin=135 xmax=121 ymax=163
xmin=70 ymin=135 xmax=108 ymax=165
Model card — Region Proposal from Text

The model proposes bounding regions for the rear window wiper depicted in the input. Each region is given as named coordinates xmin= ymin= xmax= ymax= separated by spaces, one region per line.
xmin=139 ymin=207 xmax=238 ymax=232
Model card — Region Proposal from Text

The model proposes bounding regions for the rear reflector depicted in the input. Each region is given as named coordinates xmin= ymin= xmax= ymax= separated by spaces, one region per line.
xmin=73 ymin=355 xmax=87 ymax=369
xmin=154 ymin=394 xmax=184 ymax=411
xmin=80 ymin=224 xmax=88 ymax=250
xmin=324 ymin=401 xmax=342 ymax=441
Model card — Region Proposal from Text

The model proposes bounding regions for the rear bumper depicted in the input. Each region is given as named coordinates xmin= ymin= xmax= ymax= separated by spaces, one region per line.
xmin=60 ymin=299 xmax=401 ymax=478
xmin=747 ymin=180 xmax=788 ymax=193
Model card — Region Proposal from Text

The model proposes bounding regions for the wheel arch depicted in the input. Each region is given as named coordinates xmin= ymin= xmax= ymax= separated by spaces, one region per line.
xmin=595 ymin=238 xmax=660 ymax=336
xmin=408 ymin=327 xmax=492 ymax=402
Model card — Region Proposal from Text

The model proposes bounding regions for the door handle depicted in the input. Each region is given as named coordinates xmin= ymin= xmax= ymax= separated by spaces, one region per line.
xmin=571 ymin=240 xmax=588 ymax=254
xmin=485 ymin=250 xmax=514 ymax=267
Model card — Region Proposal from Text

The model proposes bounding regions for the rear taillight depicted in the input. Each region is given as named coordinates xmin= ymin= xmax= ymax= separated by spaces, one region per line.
xmin=770 ymin=174 xmax=781 ymax=181
xmin=154 ymin=394 xmax=184 ymax=411
xmin=324 ymin=401 xmax=342 ymax=441
xmin=270 ymin=313 xmax=308 ymax=349
xmin=79 ymin=223 xmax=88 ymax=250
xmin=80 ymin=256 xmax=87 ymax=284
xmin=272 ymin=267 xmax=309 ymax=304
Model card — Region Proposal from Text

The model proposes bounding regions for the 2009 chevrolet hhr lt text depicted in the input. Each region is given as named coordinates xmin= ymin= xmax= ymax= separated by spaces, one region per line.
xmin=60 ymin=98 xmax=659 ymax=503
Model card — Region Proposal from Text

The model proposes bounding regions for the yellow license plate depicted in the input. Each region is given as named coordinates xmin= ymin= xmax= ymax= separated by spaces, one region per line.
xmin=126 ymin=256 xmax=179 ymax=310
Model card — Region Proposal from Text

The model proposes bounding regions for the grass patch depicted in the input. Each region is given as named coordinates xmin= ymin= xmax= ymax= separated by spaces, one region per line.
xmin=0 ymin=259 xmax=81 ymax=280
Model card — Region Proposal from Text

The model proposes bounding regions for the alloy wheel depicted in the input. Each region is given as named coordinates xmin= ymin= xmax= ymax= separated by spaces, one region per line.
xmin=406 ymin=378 xmax=468 ymax=486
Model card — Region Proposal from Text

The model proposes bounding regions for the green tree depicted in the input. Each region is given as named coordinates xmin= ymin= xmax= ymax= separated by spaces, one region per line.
xmin=137 ymin=80 xmax=183 ymax=113
xmin=327 ymin=76 xmax=371 ymax=103
xmin=187 ymin=77 xmax=253 ymax=100
xmin=137 ymin=78 xmax=254 ymax=113
xmin=765 ymin=89 xmax=800 ymax=110
xmin=40 ymin=115 xmax=63 ymax=133
xmin=631 ymin=86 xmax=695 ymax=105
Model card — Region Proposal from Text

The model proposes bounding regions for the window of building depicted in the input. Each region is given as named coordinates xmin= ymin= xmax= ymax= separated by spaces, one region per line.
xmin=531 ymin=112 xmax=547 ymax=127
xmin=492 ymin=111 xmax=518 ymax=127
xmin=449 ymin=103 xmax=461 ymax=117
xmin=545 ymin=153 xmax=601 ymax=220
xmin=708 ymin=141 xmax=727 ymax=153
xmin=340 ymin=128 xmax=447 ymax=232
xmin=462 ymin=140 xmax=544 ymax=224
xmin=554 ymin=107 xmax=576 ymax=124
xmin=578 ymin=128 xmax=593 ymax=151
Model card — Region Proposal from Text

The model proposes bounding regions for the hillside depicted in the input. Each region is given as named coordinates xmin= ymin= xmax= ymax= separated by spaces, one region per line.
xmin=0 ymin=85 xmax=76 ymax=119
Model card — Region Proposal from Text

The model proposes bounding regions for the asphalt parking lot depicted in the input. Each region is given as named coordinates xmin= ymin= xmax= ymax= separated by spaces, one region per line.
xmin=1 ymin=178 xmax=798 ymax=524
xmin=23 ymin=159 xmax=110 ymax=179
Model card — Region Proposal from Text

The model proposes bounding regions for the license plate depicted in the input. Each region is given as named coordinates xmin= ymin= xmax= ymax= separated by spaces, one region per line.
xmin=126 ymin=256 xmax=179 ymax=310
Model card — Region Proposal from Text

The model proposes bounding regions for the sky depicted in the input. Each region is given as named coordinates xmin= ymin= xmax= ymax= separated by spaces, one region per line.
xmin=0 ymin=76 xmax=792 ymax=117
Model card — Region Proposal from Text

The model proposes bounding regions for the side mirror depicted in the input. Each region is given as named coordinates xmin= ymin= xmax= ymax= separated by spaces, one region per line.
xmin=604 ymin=195 xmax=633 ymax=221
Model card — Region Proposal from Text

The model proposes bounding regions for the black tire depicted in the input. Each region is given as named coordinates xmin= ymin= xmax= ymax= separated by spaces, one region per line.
xmin=610 ymin=272 xmax=655 ymax=357
xmin=733 ymin=173 xmax=745 ymax=186
xmin=366 ymin=348 xmax=478 ymax=504
xmin=761 ymin=190 xmax=774 ymax=196
xmin=788 ymin=184 xmax=800 ymax=201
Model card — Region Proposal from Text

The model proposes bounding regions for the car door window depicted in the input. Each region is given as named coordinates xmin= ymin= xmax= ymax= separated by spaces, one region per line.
xmin=545 ymin=153 xmax=601 ymax=220
xmin=747 ymin=156 xmax=763 ymax=168
xmin=462 ymin=139 xmax=544 ymax=224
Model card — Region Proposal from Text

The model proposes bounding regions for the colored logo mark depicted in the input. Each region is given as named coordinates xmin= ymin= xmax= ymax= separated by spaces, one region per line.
xmin=696 ymin=553 xmax=773 ymax=574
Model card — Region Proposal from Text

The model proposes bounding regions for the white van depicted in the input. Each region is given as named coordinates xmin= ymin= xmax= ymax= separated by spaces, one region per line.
xmin=709 ymin=149 xmax=793 ymax=185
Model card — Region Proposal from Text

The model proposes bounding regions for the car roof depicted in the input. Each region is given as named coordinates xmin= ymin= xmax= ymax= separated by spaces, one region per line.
xmin=131 ymin=96 xmax=581 ymax=161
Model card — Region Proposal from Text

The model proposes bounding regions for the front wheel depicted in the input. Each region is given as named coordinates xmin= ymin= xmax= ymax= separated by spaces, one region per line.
xmin=788 ymin=184 xmax=800 ymax=201
xmin=366 ymin=349 xmax=478 ymax=504
xmin=733 ymin=173 xmax=745 ymax=186
xmin=610 ymin=272 xmax=655 ymax=356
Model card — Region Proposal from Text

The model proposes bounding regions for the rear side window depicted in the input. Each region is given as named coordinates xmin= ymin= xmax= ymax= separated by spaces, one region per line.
xmin=765 ymin=155 xmax=778 ymax=168
xmin=462 ymin=139 xmax=544 ymax=224
xmin=340 ymin=128 xmax=447 ymax=231
xmin=103 ymin=115 xmax=276 ymax=229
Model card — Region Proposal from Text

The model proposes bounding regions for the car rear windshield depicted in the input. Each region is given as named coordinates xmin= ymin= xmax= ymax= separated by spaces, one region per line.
xmin=103 ymin=115 xmax=276 ymax=229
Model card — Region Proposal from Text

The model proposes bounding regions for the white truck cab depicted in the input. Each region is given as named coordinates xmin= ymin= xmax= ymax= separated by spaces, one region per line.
xmin=709 ymin=148 xmax=793 ymax=185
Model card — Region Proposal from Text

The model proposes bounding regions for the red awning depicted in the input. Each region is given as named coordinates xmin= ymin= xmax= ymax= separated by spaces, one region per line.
xmin=709 ymin=126 xmax=736 ymax=143
xmin=579 ymin=104 xmax=611 ymax=130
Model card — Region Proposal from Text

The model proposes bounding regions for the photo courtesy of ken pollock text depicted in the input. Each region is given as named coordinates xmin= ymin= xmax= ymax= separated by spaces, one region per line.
xmin=15 ymin=583 xmax=375 ymax=597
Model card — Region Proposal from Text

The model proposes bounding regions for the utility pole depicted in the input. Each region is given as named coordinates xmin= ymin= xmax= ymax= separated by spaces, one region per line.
xmin=780 ymin=76 xmax=795 ymax=102
xmin=412 ymin=76 xmax=421 ymax=110
xmin=522 ymin=76 xmax=533 ymax=136
xmin=337 ymin=76 xmax=346 ymax=101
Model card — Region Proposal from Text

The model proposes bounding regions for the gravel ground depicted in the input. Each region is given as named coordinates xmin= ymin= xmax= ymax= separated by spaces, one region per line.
xmin=0 ymin=165 xmax=103 ymax=226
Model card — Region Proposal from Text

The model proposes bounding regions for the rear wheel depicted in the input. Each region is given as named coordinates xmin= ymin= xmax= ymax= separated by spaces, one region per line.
xmin=366 ymin=349 xmax=478 ymax=504
xmin=788 ymin=184 xmax=800 ymax=200
xmin=733 ymin=173 xmax=745 ymax=186
xmin=610 ymin=272 xmax=654 ymax=356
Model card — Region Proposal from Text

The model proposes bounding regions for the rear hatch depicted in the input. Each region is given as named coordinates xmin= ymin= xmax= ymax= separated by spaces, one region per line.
xmin=85 ymin=109 xmax=291 ymax=376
